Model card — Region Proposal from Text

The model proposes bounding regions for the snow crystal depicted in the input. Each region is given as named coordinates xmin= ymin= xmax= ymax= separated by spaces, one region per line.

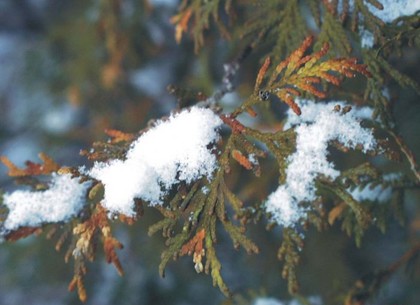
xmin=89 ymin=107 xmax=222 ymax=216
xmin=2 ymin=174 xmax=91 ymax=231
xmin=265 ymin=100 xmax=376 ymax=227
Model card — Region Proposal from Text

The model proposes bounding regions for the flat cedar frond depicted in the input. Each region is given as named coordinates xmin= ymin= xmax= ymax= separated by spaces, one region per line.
xmin=1 ymin=153 xmax=60 ymax=177
xmin=148 ymin=135 xmax=259 ymax=296
xmin=70 ymin=205 xmax=124 ymax=301
xmin=4 ymin=227 xmax=42 ymax=241
xmin=80 ymin=142 xmax=129 ymax=161
xmin=180 ymin=229 xmax=206 ymax=273
xmin=241 ymin=0 xmax=308 ymax=61
xmin=252 ymin=36 xmax=370 ymax=115
xmin=104 ymin=129 xmax=135 ymax=143
xmin=278 ymin=228 xmax=304 ymax=294
xmin=103 ymin=236 xmax=124 ymax=276
xmin=180 ymin=228 xmax=205 ymax=256
xmin=171 ymin=0 xmax=233 ymax=52
xmin=315 ymin=11 xmax=352 ymax=56
xmin=68 ymin=259 xmax=88 ymax=303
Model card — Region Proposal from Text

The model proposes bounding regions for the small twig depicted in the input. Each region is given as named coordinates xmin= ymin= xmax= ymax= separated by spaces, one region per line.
xmin=197 ymin=36 xmax=262 ymax=108
xmin=345 ymin=242 xmax=420 ymax=305
xmin=388 ymin=129 xmax=420 ymax=183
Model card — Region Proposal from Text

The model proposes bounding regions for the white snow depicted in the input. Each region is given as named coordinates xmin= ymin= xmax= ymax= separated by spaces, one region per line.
xmin=148 ymin=0 xmax=178 ymax=8
xmin=337 ymin=1 xmax=420 ymax=48
xmin=338 ymin=0 xmax=420 ymax=22
xmin=365 ymin=0 xmax=420 ymax=23
xmin=2 ymin=174 xmax=91 ymax=231
xmin=349 ymin=172 xmax=401 ymax=202
xmin=359 ymin=27 xmax=375 ymax=49
xmin=253 ymin=296 xmax=322 ymax=305
xmin=89 ymin=107 xmax=222 ymax=216
xmin=349 ymin=183 xmax=392 ymax=203
xmin=253 ymin=298 xmax=284 ymax=305
xmin=265 ymin=100 xmax=376 ymax=227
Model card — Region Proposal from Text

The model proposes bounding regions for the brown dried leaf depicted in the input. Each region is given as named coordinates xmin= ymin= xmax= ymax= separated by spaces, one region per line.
xmin=181 ymin=229 xmax=206 ymax=256
xmin=104 ymin=129 xmax=135 ymax=143
xmin=231 ymin=150 xmax=253 ymax=170
xmin=328 ymin=202 xmax=347 ymax=225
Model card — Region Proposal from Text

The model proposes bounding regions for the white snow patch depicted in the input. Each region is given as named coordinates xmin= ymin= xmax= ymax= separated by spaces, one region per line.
xmin=338 ymin=0 xmax=420 ymax=22
xmin=89 ymin=107 xmax=222 ymax=216
xmin=349 ymin=184 xmax=392 ymax=203
xmin=149 ymin=0 xmax=178 ymax=8
xmin=366 ymin=0 xmax=420 ymax=23
xmin=253 ymin=296 xmax=322 ymax=305
xmin=253 ymin=298 xmax=284 ymax=305
xmin=265 ymin=100 xmax=376 ymax=227
xmin=349 ymin=172 xmax=401 ymax=203
xmin=337 ymin=1 xmax=420 ymax=48
xmin=2 ymin=174 xmax=91 ymax=231
xmin=360 ymin=27 xmax=375 ymax=49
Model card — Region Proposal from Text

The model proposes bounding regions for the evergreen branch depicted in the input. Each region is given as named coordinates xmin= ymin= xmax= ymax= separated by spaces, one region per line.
xmin=234 ymin=36 xmax=370 ymax=117
xmin=278 ymin=228 xmax=304 ymax=294
xmin=315 ymin=12 xmax=352 ymax=56
xmin=171 ymin=0 xmax=233 ymax=52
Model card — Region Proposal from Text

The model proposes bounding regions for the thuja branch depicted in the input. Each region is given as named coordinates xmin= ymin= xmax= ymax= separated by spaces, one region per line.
xmin=233 ymin=36 xmax=371 ymax=117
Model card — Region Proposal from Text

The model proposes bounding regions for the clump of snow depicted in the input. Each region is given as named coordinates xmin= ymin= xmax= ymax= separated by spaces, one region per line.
xmin=89 ymin=107 xmax=222 ymax=216
xmin=2 ymin=174 xmax=91 ymax=231
xmin=265 ymin=100 xmax=376 ymax=227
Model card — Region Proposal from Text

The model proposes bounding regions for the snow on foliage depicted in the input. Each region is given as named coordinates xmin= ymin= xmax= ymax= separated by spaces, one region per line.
xmin=340 ymin=0 xmax=420 ymax=22
xmin=349 ymin=184 xmax=392 ymax=203
xmin=365 ymin=0 xmax=420 ymax=23
xmin=2 ymin=174 xmax=91 ymax=231
xmin=253 ymin=296 xmax=322 ymax=305
xmin=253 ymin=297 xmax=284 ymax=305
xmin=338 ymin=0 xmax=420 ymax=48
xmin=265 ymin=100 xmax=376 ymax=227
xmin=349 ymin=172 xmax=401 ymax=203
xmin=89 ymin=107 xmax=222 ymax=216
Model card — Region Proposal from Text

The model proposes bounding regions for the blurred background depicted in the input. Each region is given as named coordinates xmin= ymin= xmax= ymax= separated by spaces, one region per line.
xmin=0 ymin=1 xmax=419 ymax=305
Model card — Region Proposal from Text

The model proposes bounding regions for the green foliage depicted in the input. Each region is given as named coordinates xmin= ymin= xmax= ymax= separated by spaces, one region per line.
xmin=1 ymin=1 xmax=420 ymax=304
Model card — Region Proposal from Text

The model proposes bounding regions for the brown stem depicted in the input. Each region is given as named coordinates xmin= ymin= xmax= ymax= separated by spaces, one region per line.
xmin=388 ymin=129 xmax=420 ymax=183
xmin=345 ymin=242 xmax=420 ymax=305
